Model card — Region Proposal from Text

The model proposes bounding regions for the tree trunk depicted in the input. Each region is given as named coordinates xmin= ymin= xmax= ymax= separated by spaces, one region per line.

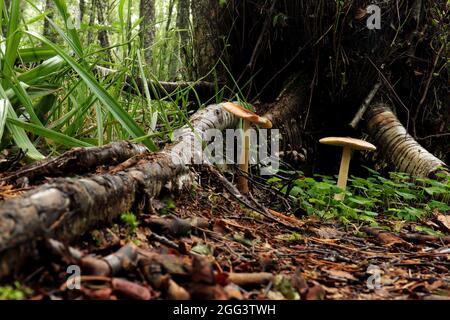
xmin=87 ymin=0 xmax=96 ymax=45
xmin=175 ymin=0 xmax=191 ymax=79
xmin=366 ymin=103 xmax=448 ymax=178
xmin=79 ymin=0 xmax=85 ymax=25
xmin=158 ymin=0 xmax=176 ymax=78
xmin=96 ymin=0 xmax=111 ymax=60
xmin=43 ymin=0 xmax=57 ymax=42
xmin=191 ymin=0 xmax=225 ymax=81
xmin=140 ymin=0 xmax=155 ymax=65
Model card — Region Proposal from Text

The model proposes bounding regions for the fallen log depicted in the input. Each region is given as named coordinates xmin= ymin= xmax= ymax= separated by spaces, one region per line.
xmin=0 ymin=141 xmax=148 ymax=185
xmin=366 ymin=103 xmax=448 ymax=178
xmin=0 ymin=103 xmax=238 ymax=279
xmin=95 ymin=66 xmax=219 ymax=102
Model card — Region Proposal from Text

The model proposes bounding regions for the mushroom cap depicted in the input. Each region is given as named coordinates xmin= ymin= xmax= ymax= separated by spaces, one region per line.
xmin=222 ymin=102 xmax=272 ymax=129
xmin=319 ymin=137 xmax=376 ymax=151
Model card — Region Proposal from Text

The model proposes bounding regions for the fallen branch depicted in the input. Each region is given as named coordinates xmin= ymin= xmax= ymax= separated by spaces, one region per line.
xmin=349 ymin=82 xmax=381 ymax=129
xmin=401 ymin=233 xmax=450 ymax=245
xmin=0 ymin=103 xmax=238 ymax=279
xmin=95 ymin=66 xmax=219 ymax=102
xmin=226 ymin=272 xmax=274 ymax=287
xmin=0 ymin=141 xmax=148 ymax=185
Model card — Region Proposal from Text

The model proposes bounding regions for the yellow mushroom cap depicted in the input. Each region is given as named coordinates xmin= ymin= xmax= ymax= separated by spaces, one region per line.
xmin=222 ymin=102 xmax=272 ymax=129
xmin=319 ymin=137 xmax=376 ymax=151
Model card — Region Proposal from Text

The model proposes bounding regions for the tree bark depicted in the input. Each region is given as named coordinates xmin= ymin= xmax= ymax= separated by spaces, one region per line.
xmin=175 ymin=0 xmax=191 ymax=79
xmin=0 ymin=103 xmax=239 ymax=278
xmin=79 ymin=0 xmax=86 ymax=25
xmin=191 ymin=0 xmax=225 ymax=81
xmin=1 ymin=141 xmax=148 ymax=185
xmin=43 ymin=0 xmax=57 ymax=41
xmin=366 ymin=103 xmax=448 ymax=178
xmin=94 ymin=65 xmax=219 ymax=102
xmin=96 ymin=0 xmax=111 ymax=60
xmin=87 ymin=0 xmax=96 ymax=45
xmin=140 ymin=0 xmax=155 ymax=64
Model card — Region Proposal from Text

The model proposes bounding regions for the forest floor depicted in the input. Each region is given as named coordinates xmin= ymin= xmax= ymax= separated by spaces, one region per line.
xmin=1 ymin=168 xmax=450 ymax=300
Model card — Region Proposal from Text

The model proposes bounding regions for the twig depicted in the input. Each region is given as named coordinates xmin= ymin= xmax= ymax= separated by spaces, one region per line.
xmin=417 ymin=133 xmax=450 ymax=141
xmin=349 ymin=82 xmax=381 ymax=128
xmin=411 ymin=42 xmax=445 ymax=137
xmin=206 ymin=165 xmax=302 ymax=232
xmin=149 ymin=232 xmax=180 ymax=250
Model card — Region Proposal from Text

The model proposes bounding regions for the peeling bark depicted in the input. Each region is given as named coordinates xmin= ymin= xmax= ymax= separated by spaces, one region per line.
xmin=366 ymin=103 xmax=448 ymax=177
xmin=1 ymin=141 xmax=148 ymax=184
xmin=0 ymin=103 xmax=238 ymax=279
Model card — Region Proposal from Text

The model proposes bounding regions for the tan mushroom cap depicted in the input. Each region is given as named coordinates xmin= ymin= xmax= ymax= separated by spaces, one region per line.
xmin=223 ymin=102 xmax=272 ymax=129
xmin=319 ymin=137 xmax=376 ymax=151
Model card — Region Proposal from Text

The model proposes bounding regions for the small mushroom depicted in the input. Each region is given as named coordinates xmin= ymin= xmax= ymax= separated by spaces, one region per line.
xmin=319 ymin=137 xmax=376 ymax=200
xmin=222 ymin=102 xmax=272 ymax=194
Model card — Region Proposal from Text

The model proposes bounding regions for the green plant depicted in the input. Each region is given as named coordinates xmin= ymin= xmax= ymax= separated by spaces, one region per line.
xmin=0 ymin=282 xmax=33 ymax=300
xmin=120 ymin=212 xmax=139 ymax=235
xmin=268 ymin=169 xmax=450 ymax=225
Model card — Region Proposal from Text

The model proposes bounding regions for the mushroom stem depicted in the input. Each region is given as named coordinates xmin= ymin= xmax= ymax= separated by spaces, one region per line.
xmin=237 ymin=120 xmax=251 ymax=194
xmin=335 ymin=146 xmax=352 ymax=200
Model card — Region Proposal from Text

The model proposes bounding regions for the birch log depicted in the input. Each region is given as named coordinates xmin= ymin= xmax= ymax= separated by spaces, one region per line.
xmin=366 ymin=103 xmax=448 ymax=177
xmin=0 ymin=103 xmax=238 ymax=279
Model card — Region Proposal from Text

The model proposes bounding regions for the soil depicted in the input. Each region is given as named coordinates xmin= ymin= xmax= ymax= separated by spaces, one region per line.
xmin=2 ymin=169 xmax=449 ymax=300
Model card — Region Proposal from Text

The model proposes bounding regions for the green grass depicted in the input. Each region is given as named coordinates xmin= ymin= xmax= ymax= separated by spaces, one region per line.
xmin=0 ymin=0 xmax=208 ymax=160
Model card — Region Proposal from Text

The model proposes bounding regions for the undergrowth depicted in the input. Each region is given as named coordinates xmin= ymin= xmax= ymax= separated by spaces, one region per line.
xmin=268 ymin=168 xmax=450 ymax=225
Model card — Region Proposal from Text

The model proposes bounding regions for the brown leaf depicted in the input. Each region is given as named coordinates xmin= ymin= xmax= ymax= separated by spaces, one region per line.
xmin=435 ymin=212 xmax=450 ymax=233
xmin=323 ymin=269 xmax=357 ymax=282
xmin=315 ymin=227 xmax=344 ymax=239
xmin=192 ymin=256 xmax=215 ymax=284
xmin=305 ymin=284 xmax=325 ymax=300
xmin=355 ymin=8 xmax=367 ymax=20
xmin=362 ymin=226 xmax=410 ymax=247
xmin=84 ymin=287 xmax=113 ymax=300
xmin=111 ymin=278 xmax=152 ymax=300
xmin=190 ymin=284 xmax=228 ymax=300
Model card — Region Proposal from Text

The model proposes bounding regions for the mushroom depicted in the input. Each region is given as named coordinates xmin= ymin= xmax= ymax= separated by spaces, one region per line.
xmin=319 ymin=137 xmax=376 ymax=200
xmin=222 ymin=102 xmax=272 ymax=194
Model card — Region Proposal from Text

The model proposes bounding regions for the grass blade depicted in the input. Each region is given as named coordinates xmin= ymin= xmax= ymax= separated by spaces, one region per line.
xmin=25 ymin=30 xmax=157 ymax=150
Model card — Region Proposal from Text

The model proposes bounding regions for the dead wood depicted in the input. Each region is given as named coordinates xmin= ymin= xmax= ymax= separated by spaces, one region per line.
xmin=366 ymin=103 xmax=448 ymax=177
xmin=0 ymin=103 xmax=238 ymax=279
xmin=361 ymin=226 xmax=411 ymax=248
xmin=226 ymin=272 xmax=273 ymax=287
xmin=401 ymin=233 xmax=450 ymax=245
xmin=0 ymin=141 xmax=148 ymax=185
xmin=95 ymin=66 xmax=219 ymax=102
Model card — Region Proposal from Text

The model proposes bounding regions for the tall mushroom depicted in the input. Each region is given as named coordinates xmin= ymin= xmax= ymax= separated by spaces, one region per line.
xmin=222 ymin=102 xmax=272 ymax=194
xmin=319 ymin=137 xmax=376 ymax=200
